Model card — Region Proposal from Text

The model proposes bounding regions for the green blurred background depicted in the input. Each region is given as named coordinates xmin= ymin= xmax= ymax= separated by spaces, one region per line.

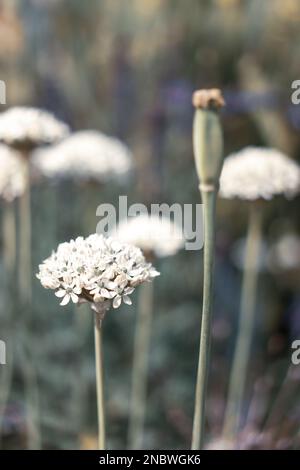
xmin=0 ymin=0 xmax=299 ymax=449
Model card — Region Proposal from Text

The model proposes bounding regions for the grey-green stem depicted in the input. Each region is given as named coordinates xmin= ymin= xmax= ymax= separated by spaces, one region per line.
xmin=191 ymin=189 xmax=217 ymax=450
xmin=18 ymin=155 xmax=41 ymax=449
xmin=3 ymin=201 xmax=16 ymax=274
xmin=94 ymin=311 xmax=106 ymax=450
xmin=222 ymin=202 xmax=263 ymax=440
xmin=19 ymin=157 xmax=32 ymax=304
xmin=128 ymin=281 xmax=154 ymax=449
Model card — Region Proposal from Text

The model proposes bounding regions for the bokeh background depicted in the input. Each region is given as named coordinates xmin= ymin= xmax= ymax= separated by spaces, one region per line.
xmin=0 ymin=0 xmax=300 ymax=449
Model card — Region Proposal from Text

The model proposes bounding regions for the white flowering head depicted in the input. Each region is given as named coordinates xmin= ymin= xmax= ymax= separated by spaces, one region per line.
xmin=220 ymin=147 xmax=300 ymax=200
xmin=36 ymin=234 xmax=159 ymax=316
xmin=0 ymin=107 xmax=69 ymax=151
xmin=32 ymin=130 xmax=132 ymax=183
xmin=0 ymin=144 xmax=26 ymax=201
xmin=112 ymin=215 xmax=184 ymax=258
xmin=268 ymin=233 xmax=300 ymax=272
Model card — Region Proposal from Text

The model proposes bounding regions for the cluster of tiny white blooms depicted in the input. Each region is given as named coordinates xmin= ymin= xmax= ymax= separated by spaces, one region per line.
xmin=32 ymin=130 xmax=132 ymax=183
xmin=0 ymin=107 xmax=69 ymax=148
xmin=0 ymin=144 xmax=26 ymax=201
xmin=36 ymin=234 xmax=159 ymax=314
xmin=112 ymin=215 xmax=184 ymax=258
xmin=220 ymin=147 xmax=300 ymax=200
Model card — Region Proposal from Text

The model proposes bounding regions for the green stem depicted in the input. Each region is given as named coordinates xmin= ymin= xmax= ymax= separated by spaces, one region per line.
xmin=2 ymin=201 xmax=16 ymax=274
xmin=21 ymin=343 xmax=42 ymax=449
xmin=128 ymin=281 xmax=154 ymax=449
xmin=192 ymin=189 xmax=217 ymax=450
xmin=18 ymin=159 xmax=32 ymax=304
xmin=0 ymin=338 xmax=13 ymax=448
xmin=17 ymin=157 xmax=41 ymax=448
xmin=222 ymin=203 xmax=263 ymax=439
xmin=94 ymin=312 xmax=106 ymax=450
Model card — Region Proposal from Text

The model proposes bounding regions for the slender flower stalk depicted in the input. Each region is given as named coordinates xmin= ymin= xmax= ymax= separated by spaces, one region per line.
xmin=191 ymin=89 xmax=225 ymax=450
xmin=0 ymin=339 xmax=14 ymax=448
xmin=2 ymin=200 xmax=16 ymax=274
xmin=192 ymin=189 xmax=217 ymax=450
xmin=18 ymin=157 xmax=32 ymax=303
xmin=94 ymin=311 xmax=106 ymax=450
xmin=18 ymin=157 xmax=41 ymax=450
xmin=21 ymin=344 xmax=42 ymax=450
xmin=222 ymin=202 xmax=263 ymax=438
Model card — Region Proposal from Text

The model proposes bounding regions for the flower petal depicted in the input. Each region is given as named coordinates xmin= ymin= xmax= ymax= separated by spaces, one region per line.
xmin=125 ymin=287 xmax=134 ymax=295
xmin=71 ymin=293 xmax=79 ymax=303
xmin=113 ymin=296 xmax=122 ymax=309
xmin=123 ymin=295 xmax=132 ymax=305
xmin=60 ymin=294 xmax=70 ymax=306
xmin=107 ymin=279 xmax=115 ymax=288
xmin=55 ymin=289 xmax=66 ymax=298
xmin=73 ymin=286 xmax=82 ymax=295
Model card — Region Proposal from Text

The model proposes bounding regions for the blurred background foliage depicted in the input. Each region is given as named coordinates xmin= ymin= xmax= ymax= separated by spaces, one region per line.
xmin=0 ymin=0 xmax=299 ymax=449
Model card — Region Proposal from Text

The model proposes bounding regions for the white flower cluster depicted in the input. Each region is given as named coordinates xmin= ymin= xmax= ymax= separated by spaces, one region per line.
xmin=0 ymin=107 xmax=69 ymax=149
xmin=37 ymin=234 xmax=159 ymax=314
xmin=267 ymin=233 xmax=300 ymax=272
xmin=32 ymin=130 xmax=132 ymax=182
xmin=220 ymin=147 xmax=300 ymax=200
xmin=113 ymin=215 xmax=184 ymax=258
xmin=0 ymin=144 xmax=26 ymax=201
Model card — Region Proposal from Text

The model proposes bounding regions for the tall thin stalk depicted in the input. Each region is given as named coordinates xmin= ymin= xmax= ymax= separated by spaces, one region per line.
xmin=2 ymin=201 xmax=16 ymax=274
xmin=94 ymin=312 xmax=106 ymax=450
xmin=192 ymin=189 xmax=217 ymax=450
xmin=222 ymin=202 xmax=263 ymax=439
xmin=0 ymin=338 xmax=14 ymax=448
xmin=1 ymin=201 xmax=16 ymax=448
xmin=21 ymin=342 xmax=42 ymax=449
xmin=191 ymin=89 xmax=225 ymax=450
xmin=18 ymin=159 xmax=32 ymax=304
xmin=128 ymin=281 xmax=154 ymax=449
xmin=17 ymin=155 xmax=41 ymax=448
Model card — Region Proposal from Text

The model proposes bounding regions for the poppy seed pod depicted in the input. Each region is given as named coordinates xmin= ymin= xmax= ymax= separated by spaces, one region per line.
xmin=192 ymin=89 xmax=225 ymax=191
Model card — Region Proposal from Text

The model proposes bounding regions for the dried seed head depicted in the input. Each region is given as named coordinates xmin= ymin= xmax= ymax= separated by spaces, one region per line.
xmin=192 ymin=89 xmax=225 ymax=189
xmin=192 ymin=89 xmax=225 ymax=110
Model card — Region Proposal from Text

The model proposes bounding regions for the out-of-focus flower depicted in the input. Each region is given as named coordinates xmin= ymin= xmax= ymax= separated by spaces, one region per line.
xmin=220 ymin=147 xmax=300 ymax=200
xmin=0 ymin=144 xmax=26 ymax=201
xmin=32 ymin=130 xmax=132 ymax=183
xmin=36 ymin=234 xmax=159 ymax=315
xmin=113 ymin=215 xmax=184 ymax=258
xmin=0 ymin=107 xmax=69 ymax=151
xmin=267 ymin=233 xmax=300 ymax=271
xmin=231 ymin=236 xmax=268 ymax=271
